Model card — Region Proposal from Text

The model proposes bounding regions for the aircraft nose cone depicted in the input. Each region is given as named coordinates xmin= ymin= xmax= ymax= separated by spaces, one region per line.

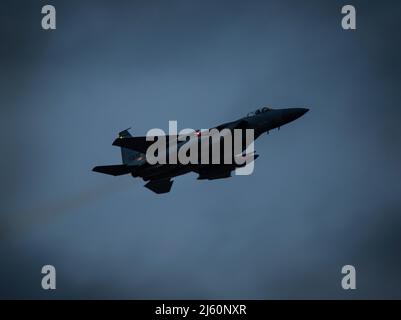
xmin=300 ymin=107 xmax=309 ymax=116
xmin=293 ymin=108 xmax=309 ymax=119
xmin=283 ymin=108 xmax=309 ymax=123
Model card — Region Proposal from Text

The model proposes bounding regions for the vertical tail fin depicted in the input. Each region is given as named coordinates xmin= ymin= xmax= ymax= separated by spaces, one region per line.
xmin=118 ymin=128 xmax=145 ymax=165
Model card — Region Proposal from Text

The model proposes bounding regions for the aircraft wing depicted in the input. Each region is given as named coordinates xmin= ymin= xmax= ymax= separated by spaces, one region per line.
xmin=113 ymin=119 xmax=249 ymax=153
xmin=214 ymin=119 xmax=249 ymax=131
xmin=112 ymin=136 xmax=178 ymax=153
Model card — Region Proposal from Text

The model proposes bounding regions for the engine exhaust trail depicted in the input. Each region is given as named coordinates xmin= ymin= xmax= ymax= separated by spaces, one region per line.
xmin=1 ymin=179 xmax=132 ymax=241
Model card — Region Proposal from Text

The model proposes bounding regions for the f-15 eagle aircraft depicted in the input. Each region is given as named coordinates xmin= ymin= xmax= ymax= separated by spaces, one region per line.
xmin=93 ymin=107 xmax=308 ymax=194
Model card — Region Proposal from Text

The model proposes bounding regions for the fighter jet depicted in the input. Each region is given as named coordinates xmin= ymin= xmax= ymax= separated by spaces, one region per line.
xmin=92 ymin=107 xmax=308 ymax=194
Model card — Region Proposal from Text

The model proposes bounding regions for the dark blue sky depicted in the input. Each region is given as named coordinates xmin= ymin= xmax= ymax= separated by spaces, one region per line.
xmin=1 ymin=0 xmax=401 ymax=298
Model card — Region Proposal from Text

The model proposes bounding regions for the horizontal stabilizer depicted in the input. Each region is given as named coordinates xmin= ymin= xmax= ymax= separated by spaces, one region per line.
xmin=92 ymin=165 xmax=131 ymax=176
xmin=144 ymin=179 xmax=173 ymax=194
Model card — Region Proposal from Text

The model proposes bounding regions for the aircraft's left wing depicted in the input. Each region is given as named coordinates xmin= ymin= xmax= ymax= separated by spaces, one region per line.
xmin=113 ymin=136 xmax=178 ymax=153
xmin=214 ymin=119 xmax=249 ymax=131
xmin=113 ymin=119 xmax=249 ymax=153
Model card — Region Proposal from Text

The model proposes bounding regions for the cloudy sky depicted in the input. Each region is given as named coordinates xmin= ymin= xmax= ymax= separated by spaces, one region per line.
xmin=1 ymin=0 xmax=401 ymax=299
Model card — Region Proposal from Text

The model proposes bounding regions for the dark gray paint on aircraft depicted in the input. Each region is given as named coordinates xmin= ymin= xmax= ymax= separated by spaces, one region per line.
xmin=93 ymin=107 xmax=308 ymax=193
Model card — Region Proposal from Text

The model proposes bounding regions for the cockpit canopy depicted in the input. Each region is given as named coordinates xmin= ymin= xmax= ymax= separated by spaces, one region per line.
xmin=247 ymin=107 xmax=273 ymax=117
